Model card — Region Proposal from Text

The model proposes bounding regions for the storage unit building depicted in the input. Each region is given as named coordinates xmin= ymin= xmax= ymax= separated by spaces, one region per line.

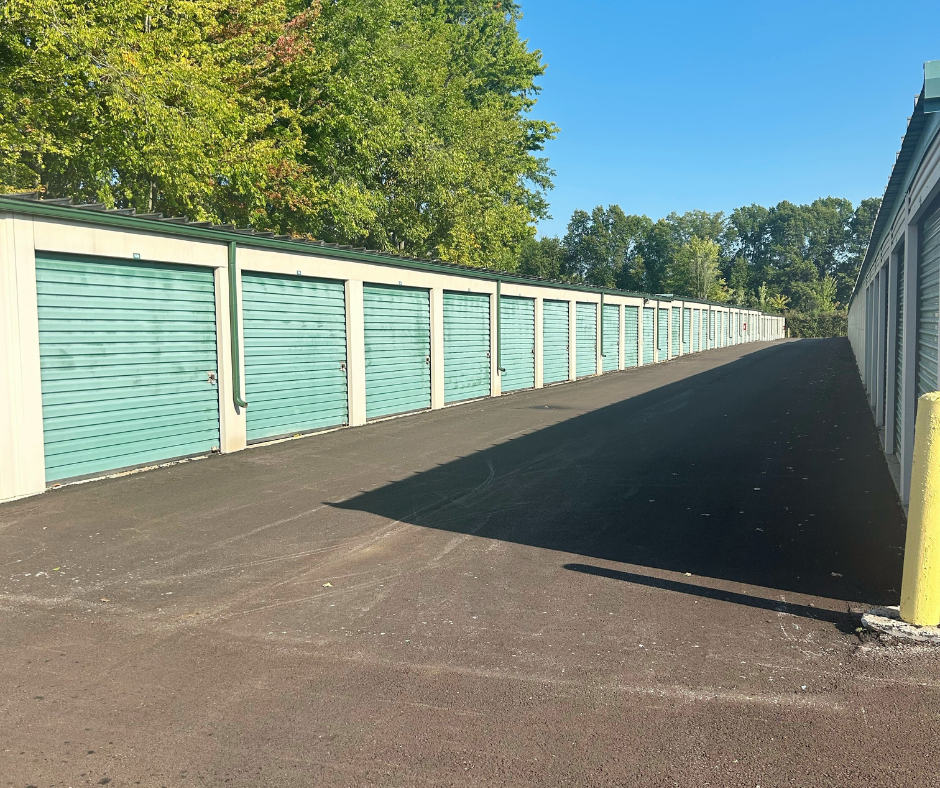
xmin=847 ymin=59 xmax=940 ymax=505
xmin=0 ymin=195 xmax=781 ymax=503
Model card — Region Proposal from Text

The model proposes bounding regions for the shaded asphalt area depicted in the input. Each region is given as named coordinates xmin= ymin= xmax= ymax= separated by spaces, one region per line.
xmin=2 ymin=338 xmax=937 ymax=787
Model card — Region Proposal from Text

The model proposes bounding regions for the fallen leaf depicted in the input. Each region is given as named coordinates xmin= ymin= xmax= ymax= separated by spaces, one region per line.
xmin=322 ymin=582 xmax=333 ymax=588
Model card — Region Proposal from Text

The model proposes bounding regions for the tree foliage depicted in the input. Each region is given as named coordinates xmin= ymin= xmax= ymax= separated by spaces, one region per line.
xmin=0 ymin=0 xmax=556 ymax=268
xmin=530 ymin=197 xmax=880 ymax=314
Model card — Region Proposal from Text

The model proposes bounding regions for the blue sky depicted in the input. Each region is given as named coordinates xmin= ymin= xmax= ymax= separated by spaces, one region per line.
xmin=517 ymin=0 xmax=940 ymax=238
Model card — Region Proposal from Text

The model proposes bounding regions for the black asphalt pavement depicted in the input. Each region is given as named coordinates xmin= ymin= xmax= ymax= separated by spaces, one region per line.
xmin=2 ymin=338 xmax=936 ymax=788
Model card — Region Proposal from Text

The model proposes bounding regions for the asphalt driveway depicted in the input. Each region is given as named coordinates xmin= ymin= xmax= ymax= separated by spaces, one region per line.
xmin=2 ymin=338 xmax=936 ymax=788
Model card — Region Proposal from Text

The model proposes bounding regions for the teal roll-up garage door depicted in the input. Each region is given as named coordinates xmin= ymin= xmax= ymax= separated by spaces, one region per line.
xmin=917 ymin=206 xmax=940 ymax=398
xmin=692 ymin=309 xmax=700 ymax=351
xmin=35 ymin=254 xmax=220 ymax=482
xmin=444 ymin=291 xmax=490 ymax=403
xmin=576 ymin=302 xmax=597 ymax=377
xmin=642 ymin=307 xmax=655 ymax=365
xmin=709 ymin=310 xmax=715 ymax=349
xmin=242 ymin=273 xmax=347 ymax=442
xmin=624 ymin=306 xmax=639 ymax=367
xmin=602 ymin=304 xmax=619 ymax=372
xmin=364 ymin=284 xmax=431 ymax=419
xmin=500 ymin=295 xmax=535 ymax=392
xmin=717 ymin=312 xmax=724 ymax=347
xmin=682 ymin=308 xmax=691 ymax=354
xmin=657 ymin=308 xmax=668 ymax=361
xmin=670 ymin=307 xmax=680 ymax=356
xmin=542 ymin=300 xmax=569 ymax=384
xmin=895 ymin=246 xmax=905 ymax=454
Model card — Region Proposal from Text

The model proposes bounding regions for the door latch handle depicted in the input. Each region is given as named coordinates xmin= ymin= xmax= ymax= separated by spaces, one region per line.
xmin=207 ymin=371 xmax=217 ymax=386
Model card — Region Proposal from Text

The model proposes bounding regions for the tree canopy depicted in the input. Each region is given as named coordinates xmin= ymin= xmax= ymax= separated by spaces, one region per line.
xmin=1 ymin=0 xmax=557 ymax=269
xmin=528 ymin=197 xmax=880 ymax=313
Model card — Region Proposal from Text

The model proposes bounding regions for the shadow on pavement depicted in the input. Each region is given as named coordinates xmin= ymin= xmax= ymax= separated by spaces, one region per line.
xmin=333 ymin=339 xmax=906 ymax=614
xmin=564 ymin=562 xmax=860 ymax=633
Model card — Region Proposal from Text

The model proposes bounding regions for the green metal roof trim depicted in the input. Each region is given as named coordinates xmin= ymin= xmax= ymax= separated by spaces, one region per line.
xmin=0 ymin=194 xmax=774 ymax=313
xmin=851 ymin=60 xmax=940 ymax=307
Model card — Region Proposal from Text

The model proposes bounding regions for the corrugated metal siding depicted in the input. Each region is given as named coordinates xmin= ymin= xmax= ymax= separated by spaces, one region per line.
xmin=576 ymin=302 xmax=598 ymax=377
xmin=500 ymin=295 xmax=535 ymax=392
xmin=602 ymin=304 xmax=619 ymax=372
xmin=657 ymin=308 xmax=668 ymax=361
xmin=242 ymin=273 xmax=348 ymax=442
xmin=443 ymin=291 xmax=490 ymax=403
xmin=363 ymin=284 xmax=431 ymax=419
xmin=918 ymin=206 xmax=940 ymax=398
xmin=682 ymin=308 xmax=691 ymax=353
xmin=643 ymin=307 xmax=655 ymax=364
xmin=670 ymin=307 xmax=680 ymax=356
xmin=542 ymin=299 xmax=569 ymax=384
xmin=895 ymin=248 xmax=905 ymax=454
xmin=35 ymin=254 xmax=220 ymax=482
xmin=624 ymin=306 xmax=639 ymax=367
xmin=692 ymin=309 xmax=700 ymax=351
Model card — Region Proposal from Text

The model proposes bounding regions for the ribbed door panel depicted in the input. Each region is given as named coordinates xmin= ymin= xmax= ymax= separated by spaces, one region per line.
xmin=917 ymin=207 xmax=940 ymax=398
xmin=643 ymin=307 xmax=655 ymax=364
xmin=242 ymin=273 xmax=347 ymax=441
xmin=576 ymin=303 xmax=597 ymax=377
xmin=444 ymin=292 xmax=490 ymax=403
xmin=692 ymin=310 xmax=700 ymax=351
xmin=682 ymin=308 xmax=691 ymax=353
xmin=602 ymin=304 xmax=619 ymax=372
xmin=717 ymin=312 xmax=724 ymax=347
xmin=709 ymin=311 xmax=715 ymax=348
xmin=895 ymin=248 xmax=905 ymax=453
xmin=542 ymin=300 xmax=569 ymax=384
xmin=500 ymin=296 xmax=535 ymax=392
xmin=670 ymin=307 xmax=680 ymax=356
xmin=624 ymin=306 xmax=639 ymax=367
xmin=364 ymin=284 xmax=431 ymax=419
xmin=35 ymin=255 xmax=220 ymax=482
xmin=657 ymin=308 xmax=668 ymax=361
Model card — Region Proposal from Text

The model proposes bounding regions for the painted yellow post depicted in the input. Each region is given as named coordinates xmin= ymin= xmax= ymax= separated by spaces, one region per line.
xmin=900 ymin=392 xmax=940 ymax=626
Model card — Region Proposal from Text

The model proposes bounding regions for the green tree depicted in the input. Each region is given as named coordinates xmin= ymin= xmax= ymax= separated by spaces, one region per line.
xmin=517 ymin=235 xmax=566 ymax=279
xmin=670 ymin=236 xmax=728 ymax=301
xmin=562 ymin=205 xmax=650 ymax=288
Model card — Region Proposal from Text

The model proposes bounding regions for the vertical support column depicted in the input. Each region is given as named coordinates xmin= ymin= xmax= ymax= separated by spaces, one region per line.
xmin=430 ymin=286 xmax=444 ymax=409
xmin=0 ymin=213 xmax=45 ymax=502
xmin=618 ymin=303 xmax=625 ymax=369
xmin=637 ymin=302 xmax=645 ymax=366
xmin=489 ymin=291 xmax=501 ymax=397
xmin=901 ymin=223 xmax=920 ymax=504
xmin=216 ymin=256 xmax=246 ymax=454
xmin=568 ymin=298 xmax=577 ymax=380
xmin=534 ymin=296 xmax=544 ymax=388
xmin=345 ymin=279 xmax=367 ymax=426
xmin=596 ymin=298 xmax=603 ymax=374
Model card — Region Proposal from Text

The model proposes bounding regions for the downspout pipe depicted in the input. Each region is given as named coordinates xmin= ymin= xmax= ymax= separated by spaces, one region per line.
xmin=228 ymin=241 xmax=248 ymax=410
xmin=600 ymin=292 xmax=605 ymax=359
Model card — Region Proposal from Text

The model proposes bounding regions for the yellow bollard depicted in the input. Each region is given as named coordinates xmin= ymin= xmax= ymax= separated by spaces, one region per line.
xmin=900 ymin=391 xmax=940 ymax=626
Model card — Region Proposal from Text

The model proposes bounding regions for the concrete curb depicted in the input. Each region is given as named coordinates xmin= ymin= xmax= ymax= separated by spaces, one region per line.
xmin=861 ymin=606 xmax=940 ymax=644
